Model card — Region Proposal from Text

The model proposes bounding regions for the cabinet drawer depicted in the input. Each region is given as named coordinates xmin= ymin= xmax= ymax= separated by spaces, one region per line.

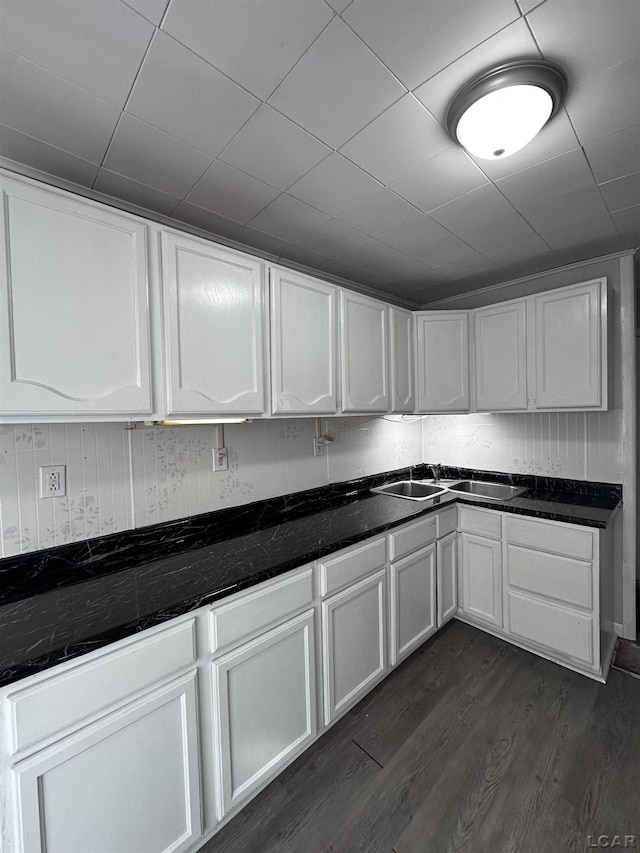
xmin=507 ymin=545 xmax=593 ymax=609
xmin=436 ymin=506 xmax=457 ymax=539
xmin=389 ymin=516 xmax=436 ymax=562
xmin=458 ymin=506 xmax=502 ymax=539
xmin=507 ymin=592 xmax=594 ymax=666
xmin=506 ymin=517 xmax=593 ymax=560
xmin=320 ymin=538 xmax=386 ymax=598
xmin=8 ymin=618 xmax=196 ymax=753
xmin=210 ymin=567 xmax=314 ymax=655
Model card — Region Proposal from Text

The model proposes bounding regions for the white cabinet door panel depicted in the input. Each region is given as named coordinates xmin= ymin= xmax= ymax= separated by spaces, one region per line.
xmin=13 ymin=673 xmax=201 ymax=853
xmin=415 ymin=312 xmax=469 ymax=412
xmin=270 ymin=268 xmax=338 ymax=414
xmin=507 ymin=592 xmax=595 ymax=666
xmin=162 ymin=232 xmax=265 ymax=416
xmin=340 ymin=291 xmax=389 ymax=412
xmin=390 ymin=544 xmax=436 ymax=665
xmin=437 ymin=531 xmax=458 ymax=626
xmin=0 ymin=177 xmax=151 ymax=416
xmin=460 ymin=532 xmax=502 ymax=628
xmin=474 ymin=300 xmax=527 ymax=411
xmin=389 ymin=306 xmax=415 ymax=412
xmin=534 ymin=279 xmax=605 ymax=410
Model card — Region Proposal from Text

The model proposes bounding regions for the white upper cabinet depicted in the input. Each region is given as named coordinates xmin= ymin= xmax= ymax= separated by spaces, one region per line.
xmin=415 ymin=312 xmax=470 ymax=412
xmin=340 ymin=290 xmax=389 ymax=413
xmin=270 ymin=267 xmax=338 ymax=415
xmin=0 ymin=175 xmax=152 ymax=419
xmin=161 ymin=231 xmax=266 ymax=417
xmin=533 ymin=279 xmax=607 ymax=410
xmin=474 ymin=300 xmax=527 ymax=411
xmin=389 ymin=307 xmax=415 ymax=413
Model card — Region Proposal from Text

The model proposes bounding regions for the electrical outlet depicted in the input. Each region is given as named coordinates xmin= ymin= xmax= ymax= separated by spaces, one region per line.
xmin=213 ymin=447 xmax=228 ymax=472
xmin=40 ymin=465 xmax=67 ymax=498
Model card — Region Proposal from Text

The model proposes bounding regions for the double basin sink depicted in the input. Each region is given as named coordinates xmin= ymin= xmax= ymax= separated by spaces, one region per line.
xmin=371 ymin=479 xmax=526 ymax=503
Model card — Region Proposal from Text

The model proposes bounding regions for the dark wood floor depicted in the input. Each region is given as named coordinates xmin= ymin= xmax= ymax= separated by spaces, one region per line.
xmin=199 ymin=621 xmax=640 ymax=853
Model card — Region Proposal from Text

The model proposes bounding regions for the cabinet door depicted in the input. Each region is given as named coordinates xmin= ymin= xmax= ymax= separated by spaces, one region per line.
xmin=474 ymin=300 xmax=527 ymax=411
xmin=459 ymin=532 xmax=503 ymax=628
xmin=213 ymin=611 xmax=317 ymax=815
xmin=340 ymin=291 xmax=389 ymax=412
xmin=322 ymin=569 xmax=386 ymax=725
xmin=415 ymin=312 xmax=469 ymax=412
xmin=0 ymin=177 xmax=151 ymax=417
xmin=270 ymin=268 xmax=338 ymax=414
xmin=533 ymin=279 xmax=605 ymax=410
xmin=437 ymin=531 xmax=458 ymax=626
xmin=390 ymin=543 xmax=436 ymax=666
xmin=162 ymin=232 xmax=265 ymax=416
xmin=389 ymin=306 xmax=415 ymax=412
xmin=12 ymin=673 xmax=202 ymax=853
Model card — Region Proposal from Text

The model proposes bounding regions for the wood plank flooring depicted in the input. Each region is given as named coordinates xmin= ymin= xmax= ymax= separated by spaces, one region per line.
xmin=199 ymin=621 xmax=640 ymax=853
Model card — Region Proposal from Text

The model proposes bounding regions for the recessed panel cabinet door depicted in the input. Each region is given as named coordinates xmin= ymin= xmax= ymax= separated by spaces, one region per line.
xmin=12 ymin=673 xmax=202 ymax=853
xmin=390 ymin=543 xmax=436 ymax=666
xmin=533 ymin=279 xmax=605 ymax=410
xmin=162 ymin=232 xmax=265 ymax=416
xmin=0 ymin=177 xmax=151 ymax=417
xmin=459 ymin=532 xmax=503 ymax=628
xmin=340 ymin=291 xmax=389 ymax=412
xmin=270 ymin=268 xmax=338 ymax=414
xmin=415 ymin=312 xmax=469 ymax=412
xmin=474 ymin=300 xmax=527 ymax=411
xmin=389 ymin=307 xmax=415 ymax=412
xmin=437 ymin=531 xmax=458 ymax=626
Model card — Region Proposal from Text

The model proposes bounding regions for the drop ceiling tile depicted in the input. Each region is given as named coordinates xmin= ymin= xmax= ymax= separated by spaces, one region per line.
xmin=231 ymin=227 xmax=294 ymax=258
xmin=171 ymin=202 xmax=242 ymax=238
xmin=611 ymin=205 xmax=640 ymax=245
xmin=527 ymin=0 xmax=640 ymax=84
xmin=516 ymin=0 xmax=546 ymax=12
xmin=287 ymin=154 xmax=382 ymax=216
xmin=296 ymin=219 xmax=370 ymax=257
xmin=599 ymin=173 xmax=640 ymax=213
xmin=126 ymin=31 xmax=259 ymax=158
xmin=325 ymin=0 xmax=353 ymax=12
xmin=122 ymin=0 xmax=170 ymax=25
xmin=0 ymin=49 xmax=120 ymax=164
xmin=94 ymin=169 xmax=179 ymax=215
xmin=391 ymin=147 xmax=487 ymax=213
xmin=343 ymin=0 xmax=519 ymax=90
xmin=432 ymin=251 xmax=497 ymax=281
xmin=429 ymin=184 xmax=515 ymax=233
xmin=186 ymin=161 xmax=280 ymax=224
xmin=0 ymin=0 xmax=153 ymax=108
xmin=220 ymin=105 xmax=330 ymax=192
xmin=104 ymin=114 xmax=212 ymax=198
xmin=584 ymin=124 xmax=640 ymax=184
xmin=537 ymin=213 xmax=621 ymax=251
xmin=338 ymin=239 xmax=415 ymax=277
xmin=496 ymin=149 xmax=596 ymax=208
xmin=457 ymin=214 xmax=549 ymax=263
xmin=0 ymin=123 xmax=99 ymax=187
xmin=378 ymin=214 xmax=451 ymax=260
xmin=413 ymin=18 xmax=539 ymax=126
xmin=415 ymin=235 xmax=483 ymax=268
xmin=268 ymin=18 xmax=404 ymax=149
xmin=337 ymin=189 xmax=417 ymax=238
xmin=517 ymin=186 xmax=611 ymax=232
xmin=247 ymin=194 xmax=330 ymax=242
xmin=556 ymin=232 xmax=626 ymax=263
xmin=565 ymin=55 xmax=640 ymax=145
xmin=162 ymin=0 xmax=333 ymax=101
xmin=340 ymin=95 xmax=450 ymax=185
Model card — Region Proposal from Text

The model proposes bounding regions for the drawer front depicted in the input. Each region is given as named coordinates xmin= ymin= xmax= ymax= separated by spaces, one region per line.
xmin=210 ymin=566 xmax=314 ymax=654
xmin=507 ymin=545 xmax=593 ymax=609
xmin=458 ymin=506 xmax=502 ymax=539
xmin=507 ymin=592 xmax=595 ymax=666
xmin=389 ymin=516 xmax=436 ymax=562
xmin=436 ymin=506 xmax=457 ymax=539
xmin=506 ymin=516 xmax=593 ymax=560
xmin=9 ymin=618 xmax=196 ymax=753
xmin=320 ymin=538 xmax=386 ymax=598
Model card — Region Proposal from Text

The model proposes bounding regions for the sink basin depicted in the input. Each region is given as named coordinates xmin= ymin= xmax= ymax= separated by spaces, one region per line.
xmin=372 ymin=481 xmax=449 ymax=501
xmin=447 ymin=480 xmax=526 ymax=501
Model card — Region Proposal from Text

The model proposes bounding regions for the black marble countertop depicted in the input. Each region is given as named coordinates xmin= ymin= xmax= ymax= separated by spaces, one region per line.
xmin=0 ymin=465 xmax=622 ymax=688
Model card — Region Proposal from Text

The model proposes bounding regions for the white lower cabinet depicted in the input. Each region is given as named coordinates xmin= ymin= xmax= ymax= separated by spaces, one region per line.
xmin=389 ymin=544 xmax=436 ymax=665
xmin=437 ymin=530 xmax=458 ymax=626
xmin=459 ymin=532 xmax=503 ymax=629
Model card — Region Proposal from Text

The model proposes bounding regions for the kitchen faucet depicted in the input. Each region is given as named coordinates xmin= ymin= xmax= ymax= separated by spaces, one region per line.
xmin=430 ymin=463 xmax=442 ymax=482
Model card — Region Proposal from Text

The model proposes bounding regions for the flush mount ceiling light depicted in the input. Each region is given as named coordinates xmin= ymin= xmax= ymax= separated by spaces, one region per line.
xmin=446 ymin=59 xmax=567 ymax=160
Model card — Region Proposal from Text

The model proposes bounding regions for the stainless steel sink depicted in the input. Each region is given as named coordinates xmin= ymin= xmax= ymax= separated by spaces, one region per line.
xmin=446 ymin=480 xmax=526 ymax=501
xmin=371 ymin=481 xmax=449 ymax=501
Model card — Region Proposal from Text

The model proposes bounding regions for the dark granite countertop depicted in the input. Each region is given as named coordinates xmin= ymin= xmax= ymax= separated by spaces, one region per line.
xmin=0 ymin=465 xmax=621 ymax=688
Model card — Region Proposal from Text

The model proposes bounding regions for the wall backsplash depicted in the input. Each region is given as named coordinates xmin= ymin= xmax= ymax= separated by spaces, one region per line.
xmin=0 ymin=416 xmax=423 ymax=557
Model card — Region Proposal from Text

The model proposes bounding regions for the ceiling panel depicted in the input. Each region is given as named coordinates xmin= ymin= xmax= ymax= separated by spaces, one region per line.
xmin=162 ymin=0 xmax=334 ymax=101
xmin=186 ymin=161 xmax=280 ymax=224
xmin=0 ymin=0 xmax=153 ymax=108
xmin=429 ymin=184 xmax=516 ymax=233
xmin=611 ymin=206 xmax=640 ymax=246
xmin=584 ymin=124 xmax=640 ymax=184
xmin=172 ymin=202 xmax=241 ymax=237
xmin=94 ymin=168 xmax=179 ymax=215
xmin=296 ymin=219 xmax=370 ymax=257
xmin=246 ymin=193 xmax=330 ymax=242
xmin=231 ymin=226 xmax=294 ymax=258
xmin=599 ymin=173 xmax=640 ymax=214
xmin=496 ymin=149 xmax=595 ymax=208
xmin=457 ymin=213 xmax=549 ymax=265
xmin=287 ymin=153 xmax=382 ymax=217
xmin=0 ymin=123 xmax=99 ymax=187
xmin=377 ymin=214 xmax=452 ymax=261
xmin=122 ymin=0 xmax=169 ymax=26
xmin=337 ymin=189 xmax=417 ymax=238
xmin=516 ymin=186 xmax=611 ymax=232
xmin=391 ymin=147 xmax=487 ymax=213
xmin=268 ymin=18 xmax=404 ymax=149
xmin=219 ymin=105 xmax=330 ymax=191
